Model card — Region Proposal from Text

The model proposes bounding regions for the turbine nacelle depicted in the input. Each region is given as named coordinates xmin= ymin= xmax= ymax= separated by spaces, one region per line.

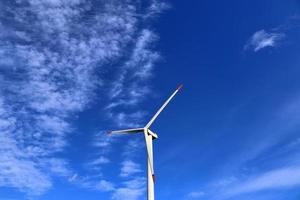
xmin=148 ymin=129 xmax=158 ymax=140
xmin=108 ymin=128 xmax=158 ymax=139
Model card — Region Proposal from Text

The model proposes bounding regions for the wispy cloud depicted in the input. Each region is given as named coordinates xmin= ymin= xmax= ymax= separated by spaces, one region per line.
xmin=0 ymin=0 xmax=166 ymax=197
xmin=245 ymin=30 xmax=285 ymax=52
xmin=83 ymin=2 xmax=167 ymax=199
xmin=106 ymin=29 xmax=160 ymax=128
xmin=146 ymin=0 xmax=170 ymax=18
xmin=192 ymin=165 xmax=300 ymax=200
xmin=90 ymin=156 xmax=111 ymax=165
xmin=120 ymin=160 xmax=142 ymax=178
xmin=94 ymin=180 xmax=115 ymax=192
xmin=111 ymin=137 xmax=146 ymax=200
xmin=193 ymin=95 xmax=300 ymax=200
xmin=83 ymin=133 xmax=146 ymax=200
xmin=225 ymin=166 xmax=300 ymax=197
xmin=187 ymin=191 xmax=205 ymax=199
xmin=111 ymin=177 xmax=146 ymax=200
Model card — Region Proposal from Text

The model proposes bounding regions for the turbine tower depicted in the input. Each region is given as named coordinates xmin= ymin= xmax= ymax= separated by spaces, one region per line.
xmin=108 ymin=84 xmax=183 ymax=200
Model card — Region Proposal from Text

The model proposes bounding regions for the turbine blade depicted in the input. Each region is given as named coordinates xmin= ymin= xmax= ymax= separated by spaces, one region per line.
xmin=107 ymin=128 xmax=144 ymax=135
xmin=145 ymin=84 xmax=183 ymax=129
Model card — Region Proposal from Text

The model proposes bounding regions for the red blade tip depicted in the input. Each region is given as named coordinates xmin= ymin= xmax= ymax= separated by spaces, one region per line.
xmin=177 ymin=84 xmax=183 ymax=91
xmin=152 ymin=175 xmax=155 ymax=182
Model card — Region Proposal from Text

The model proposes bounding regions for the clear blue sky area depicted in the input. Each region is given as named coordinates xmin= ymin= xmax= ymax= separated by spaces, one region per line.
xmin=1 ymin=0 xmax=300 ymax=200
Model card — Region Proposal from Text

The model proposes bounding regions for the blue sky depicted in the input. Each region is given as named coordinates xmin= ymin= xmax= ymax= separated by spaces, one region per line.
xmin=1 ymin=0 xmax=300 ymax=200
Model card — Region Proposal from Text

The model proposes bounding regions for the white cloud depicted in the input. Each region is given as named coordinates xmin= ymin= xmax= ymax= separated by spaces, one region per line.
xmin=120 ymin=160 xmax=142 ymax=178
xmin=198 ymin=166 xmax=300 ymax=199
xmin=0 ymin=157 xmax=52 ymax=196
xmin=112 ymin=177 xmax=146 ymax=200
xmin=90 ymin=156 xmax=110 ymax=165
xmin=226 ymin=166 xmax=300 ymax=197
xmin=0 ymin=138 xmax=51 ymax=196
xmin=95 ymin=180 xmax=115 ymax=192
xmin=122 ymin=138 xmax=145 ymax=158
xmin=112 ymin=138 xmax=145 ymax=200
xmin=68 ymin=173 xmax=78 ymax=182
xmin=187 ymin=191 xmax=205 ymax=198
xmin=42 ymin=158 xmax=72 ymax=177
xmin=89 ymin=131 xmax=146 ymax=199
xmin=106 ymin=29 xmax=160 ymax=128
xmin=94 ymin=131 xmax=117 ymax=149
xmin=0 ymin=0 xmax=165 ymax=196
xmin=147 ymin=0 xmax=170 ymax=17
xmin=112 ymin=187 xmax=144 ymax=200
xmin=245 ymin=30 xmax=285 ymax=52
xmin=111 ymin=111 xmax=147 ymax=128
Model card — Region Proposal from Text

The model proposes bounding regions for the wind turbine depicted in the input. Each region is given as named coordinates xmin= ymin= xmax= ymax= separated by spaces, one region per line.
xmin=108 ymin=84 xmax=183 ymax=200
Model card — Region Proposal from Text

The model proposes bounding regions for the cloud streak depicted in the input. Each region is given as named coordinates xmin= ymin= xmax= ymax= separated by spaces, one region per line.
xmin=193 ymin=94 xmax=300 ymax=200
xmin=89 ymin=131 xmax=146 ymax=199
xmin=226 ymin=166 xmax=300 ymax=197
xmin=0 ymin=0 xmax=165 ymax=197
xmin=245 ymin=30 xmax=285 ymax=52
xmin=106 ymin=29 xmax=160 ymax=128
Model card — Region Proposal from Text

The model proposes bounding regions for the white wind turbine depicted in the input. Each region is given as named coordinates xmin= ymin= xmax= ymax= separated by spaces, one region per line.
xmin=108 ymin=84 xmax=183 ymax=200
